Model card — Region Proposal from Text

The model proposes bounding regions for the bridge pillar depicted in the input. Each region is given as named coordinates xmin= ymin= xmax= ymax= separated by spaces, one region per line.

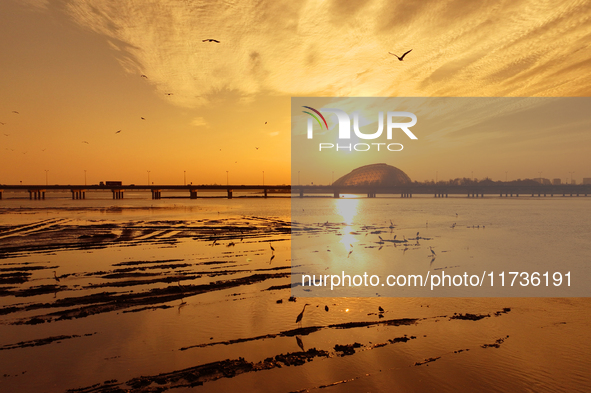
xmin=333 ymin=191 xmax=339 ymax=198
xmin=0 ymin=189 xmax=2 ymax=200
xmin=151 ymin=190 xmax=161 ymax=199
xmin=29 ymin=190 xmax=45 ymax=200
xmin=71 ymin=189 xmax=86 ymax=199
xmin=227 ymin=189 xmax=233 ymax=199
xmin=299 ymin=190 xmax=304 ymax=198
xmin=264 ymin=189 xmax=268 ymax=198
xmin=190 ymin=190 xmax=198 ymax=199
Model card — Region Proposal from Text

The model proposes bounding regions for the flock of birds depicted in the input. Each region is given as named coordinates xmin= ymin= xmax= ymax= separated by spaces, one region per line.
xmin=2 ymin=37 xmax=287 ymax=155
xmin=3 ymin=40 xmax=412 ymax=159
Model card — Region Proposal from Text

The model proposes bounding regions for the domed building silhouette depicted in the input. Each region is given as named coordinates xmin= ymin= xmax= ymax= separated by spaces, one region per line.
xmin=333 ymin=163 xmax=411 ymax=187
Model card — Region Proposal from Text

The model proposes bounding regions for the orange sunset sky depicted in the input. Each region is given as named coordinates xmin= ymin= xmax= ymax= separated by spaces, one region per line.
xmin=1 ymin=0 xmax=591 ymax=186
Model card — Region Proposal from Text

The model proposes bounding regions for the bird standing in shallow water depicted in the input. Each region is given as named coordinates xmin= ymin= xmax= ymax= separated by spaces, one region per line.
xmin=53 ymin=271 xmax=60 ymax=282
xmin=296 ymin=304 xmax=311 ymax=324
xmin=270 ymin=243 xmax=275 ymax=253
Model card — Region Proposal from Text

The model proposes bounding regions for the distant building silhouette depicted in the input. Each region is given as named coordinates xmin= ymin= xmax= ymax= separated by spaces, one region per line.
xmin=583 ymin=178 xmax=591 ymax=185
xmin=332 ymin=163 xmax=411 ymax=187
xmin=534 ymin=177 xmax=551 ymax=185
xmin=552 ymin=178 xmax=561 ymax=185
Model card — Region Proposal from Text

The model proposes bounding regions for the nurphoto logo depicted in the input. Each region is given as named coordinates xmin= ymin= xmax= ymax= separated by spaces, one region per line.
xmin=302 ymin=106 xmax=418 ymax=152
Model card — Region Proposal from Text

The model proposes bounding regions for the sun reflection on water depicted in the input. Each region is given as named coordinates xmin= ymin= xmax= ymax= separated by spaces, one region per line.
xmin=334 ymin=198 xmax=360 ymax=252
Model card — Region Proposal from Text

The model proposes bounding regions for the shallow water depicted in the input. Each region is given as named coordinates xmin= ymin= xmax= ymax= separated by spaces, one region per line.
xmin=0 ymin=195 xmax=589 ymax=392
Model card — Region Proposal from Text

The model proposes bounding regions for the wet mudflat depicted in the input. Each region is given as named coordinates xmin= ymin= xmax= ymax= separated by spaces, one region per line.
xmin=1 ymin=202 xmax=590 ymax=392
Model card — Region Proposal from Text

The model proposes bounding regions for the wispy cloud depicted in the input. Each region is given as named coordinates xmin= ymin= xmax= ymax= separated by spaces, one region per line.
xmin=60 ymin=0 xmax=591 ymax=106
xmin=190 ymin=117 xmax=207 ymax=127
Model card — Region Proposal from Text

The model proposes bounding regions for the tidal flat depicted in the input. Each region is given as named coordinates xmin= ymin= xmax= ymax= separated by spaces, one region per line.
xmin=0 ymin=199 xmax=590 ymax=392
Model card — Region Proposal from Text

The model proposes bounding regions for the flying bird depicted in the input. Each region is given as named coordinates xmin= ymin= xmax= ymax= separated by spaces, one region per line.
xmin=325 ymin=305 xmax=329 ymax=312
xmin=82 ymin=141 xmax=89 ymax=144
xmin=202 ymin=39 xmax=220 ymax=43
xmin=12 ymin=111 xmax=19 ymax=114
xmin=0 ymin=122 xmax=5 ymax=125
xmin=255 ymin=147 xmax=259 ymax=150
xmin=140 ymin=74 xmax=148 ymax=78
xmin=265 ymin=122 xmax=267 ymax=124
xmin=389 ymin=49 xmax=412 ymax=61
xmin=140 ymin=117 xmax=146 ymax=120
xmin=166 ymin=93 xmax=173 ymax=96
xmin=379 ymin=306 xmax=384 ymax=312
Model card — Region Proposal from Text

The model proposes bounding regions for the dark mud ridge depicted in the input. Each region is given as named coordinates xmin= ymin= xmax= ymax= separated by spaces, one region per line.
xmin=2 ymin=272 xmax=289 ymax=324
xmin=0 ymin=217 xmax=290 ymax=258
xmin=0 ymin=333 xmax=96 ymax=351
xmin=481 ymin=335 xmax=510 ymax=348
xmin=67 ymin=349 xmax=329 ymax=392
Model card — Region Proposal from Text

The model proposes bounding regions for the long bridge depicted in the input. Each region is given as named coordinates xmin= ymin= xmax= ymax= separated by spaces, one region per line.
xmin=0 ymin=183 xmax=590 ymax=200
